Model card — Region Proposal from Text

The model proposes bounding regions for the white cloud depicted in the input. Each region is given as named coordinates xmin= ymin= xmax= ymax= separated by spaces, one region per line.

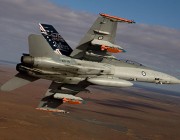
xmin=116 ymin=23 xmax=180 ymax=75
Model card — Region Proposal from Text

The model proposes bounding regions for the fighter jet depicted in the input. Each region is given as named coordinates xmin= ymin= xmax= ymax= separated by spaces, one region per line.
xmin=1 ymin=13 xmax=180 ymax=113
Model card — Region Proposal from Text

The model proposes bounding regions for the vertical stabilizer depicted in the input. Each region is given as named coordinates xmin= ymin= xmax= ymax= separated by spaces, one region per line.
xmin=39 ymin=23 xmax=73 ymax=56
xmin=28 ymin=34 xmax=58 ymax=58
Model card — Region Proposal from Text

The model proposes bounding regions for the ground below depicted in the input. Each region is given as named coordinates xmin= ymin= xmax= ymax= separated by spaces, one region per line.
xmin=0 ymin=65 xmax=180 ymax=140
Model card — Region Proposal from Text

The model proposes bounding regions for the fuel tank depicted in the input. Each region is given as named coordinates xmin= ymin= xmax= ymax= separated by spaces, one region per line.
xmin=87 ymin=77 xmax=133 ymax=87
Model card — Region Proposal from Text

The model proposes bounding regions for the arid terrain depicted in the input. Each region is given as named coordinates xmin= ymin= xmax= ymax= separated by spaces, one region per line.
xmin=0 ymin=65 xmax=180 ymax=140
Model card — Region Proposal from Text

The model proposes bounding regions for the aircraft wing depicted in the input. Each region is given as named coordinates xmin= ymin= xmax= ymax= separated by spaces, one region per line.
xmin=70 ymin=13 xmax=135 ymax=62
xmin=36 ymin=81 xmax=90 ymax=113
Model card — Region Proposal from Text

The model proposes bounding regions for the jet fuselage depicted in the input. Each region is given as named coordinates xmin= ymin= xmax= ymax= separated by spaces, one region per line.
xmin=17 ymin=55 xmax=180 ymax=87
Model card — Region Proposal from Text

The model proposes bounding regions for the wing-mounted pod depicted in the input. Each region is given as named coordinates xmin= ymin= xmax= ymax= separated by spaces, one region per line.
xmin=87 ymin=77 xmax=133 ymax=87
xmin=71 ymin=13 xmax=135 ymax=61
xmin=91 ymin=39 xmax=126 ymax=53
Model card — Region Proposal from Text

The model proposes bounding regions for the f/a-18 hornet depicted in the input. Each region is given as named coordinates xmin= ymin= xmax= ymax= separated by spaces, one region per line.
xmin=1 ymin=13 xmax=180 ymax=113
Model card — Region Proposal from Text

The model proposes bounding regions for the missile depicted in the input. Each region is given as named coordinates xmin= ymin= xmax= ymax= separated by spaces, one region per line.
xmin=100 ymin=13 xmax=135 ymax=23
xmin=36 ymin=107 xmax=67 ymax=113
xmin=87 ymin=77 xmax=133 ymax=87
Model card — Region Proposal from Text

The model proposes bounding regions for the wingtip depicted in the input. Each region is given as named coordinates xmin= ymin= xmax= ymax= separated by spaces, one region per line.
xmin=99 ymin=13 xmax=135 ymax=23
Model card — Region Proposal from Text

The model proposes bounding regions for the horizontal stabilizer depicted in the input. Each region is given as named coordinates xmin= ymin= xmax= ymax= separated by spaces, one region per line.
xmin=0 ymin=73 xmax=39 ymax=91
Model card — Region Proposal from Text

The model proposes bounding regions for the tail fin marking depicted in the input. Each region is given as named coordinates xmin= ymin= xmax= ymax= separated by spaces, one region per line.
xmin=39 ymin=23 xmax=73 ymax=56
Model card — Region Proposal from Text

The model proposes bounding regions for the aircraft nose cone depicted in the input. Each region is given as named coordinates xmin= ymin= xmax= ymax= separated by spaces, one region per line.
xmin=174 ymin=79 xmax=180 ymax=84
xmin=169 ymin=77 xmax=180 ymax=84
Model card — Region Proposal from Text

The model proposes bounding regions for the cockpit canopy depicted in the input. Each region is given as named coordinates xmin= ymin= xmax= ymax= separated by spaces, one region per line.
xmin=122 ymin=60 xmax=144 ymax=66
xmin=102 ymin=58 xmax=145 ymax=68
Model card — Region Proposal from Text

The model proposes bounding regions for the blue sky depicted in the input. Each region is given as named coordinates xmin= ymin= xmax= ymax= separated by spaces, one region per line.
xmin=51 ymin=0 xmax=180 ymax=29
